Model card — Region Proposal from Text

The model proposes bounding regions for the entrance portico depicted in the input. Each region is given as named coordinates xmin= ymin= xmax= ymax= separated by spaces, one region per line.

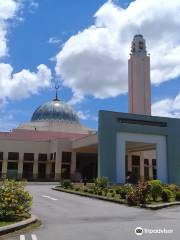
xmin=98 ymin=111 xmax=180 ymax=184
xmin=116 ymin=132 xmax=167 ymax=183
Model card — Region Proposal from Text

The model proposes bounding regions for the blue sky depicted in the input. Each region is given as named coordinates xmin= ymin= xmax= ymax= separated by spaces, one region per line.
xmin=1 ymin=0 xmax=180 ymax=131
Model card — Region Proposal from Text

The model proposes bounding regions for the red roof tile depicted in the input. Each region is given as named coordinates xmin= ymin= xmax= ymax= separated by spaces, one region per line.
xmin=0 ymin=129 xmax=88 ymax=142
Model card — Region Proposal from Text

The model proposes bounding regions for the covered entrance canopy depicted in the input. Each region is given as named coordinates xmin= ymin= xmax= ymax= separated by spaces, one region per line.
xmin=72 ymin=134 xmax=98 ymax=181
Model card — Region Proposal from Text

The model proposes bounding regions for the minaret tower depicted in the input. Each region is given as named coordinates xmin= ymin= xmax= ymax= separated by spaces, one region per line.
xmin=128 ymin=34 xmax=151 ymax=115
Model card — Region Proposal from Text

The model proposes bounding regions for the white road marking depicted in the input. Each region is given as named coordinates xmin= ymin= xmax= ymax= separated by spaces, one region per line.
xmin=20 ymin=235 xmax=25 ymax=240
xmin=20 ymin=234 xmax=38 ymax=240
xmin=31 ymin=234 xmax=38 ymax=240
xmin=42 ymin=195 xmax=58 ymax=201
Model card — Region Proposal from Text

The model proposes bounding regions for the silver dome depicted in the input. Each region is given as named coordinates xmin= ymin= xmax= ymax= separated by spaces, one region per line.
xmin=31 ymin=99 xmax=79 ymax=123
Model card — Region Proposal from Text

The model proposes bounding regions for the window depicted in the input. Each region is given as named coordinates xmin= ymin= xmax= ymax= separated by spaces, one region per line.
xmin=0 ymin=152 xmax=3 ymax=160
xmin=24 ymin=153 xmax=34 ymax=161
xmin=144 ymin=166 xmax=149 ymax=181
xmin=62 ymin=152 xmax=71 ymax=163
xmin=132 ymin=156 xmax=140 ymax=165
xmin=38 ymin=153 xmax=47 ymax=161
xmin=152 ymin=159 xmax=156 ymax=166
xmin=38 ymin=163 xmax=46 ymax=179
xmin=23 ymin=163 xmax=33 ymax=179
xmin=144 ymin=159 xmax=149 ymax=165
xmin=50 ymin=153 xmax=53 ymax=160
xmin=8 ymin=152 xmax=19 ymax=161
xmin=8 ymin=162 xmax=18 ymax=170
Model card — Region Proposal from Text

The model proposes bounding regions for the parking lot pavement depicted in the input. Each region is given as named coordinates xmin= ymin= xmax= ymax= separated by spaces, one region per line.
xmin=5 ymin=184 xmax=180 ymax=240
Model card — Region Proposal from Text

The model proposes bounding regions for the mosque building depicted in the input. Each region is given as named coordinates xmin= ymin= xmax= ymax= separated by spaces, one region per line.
xmin=0 ymin=35 xmax=180 ymax=184
xmin=0 ymin=90 xmax=98 ymax=181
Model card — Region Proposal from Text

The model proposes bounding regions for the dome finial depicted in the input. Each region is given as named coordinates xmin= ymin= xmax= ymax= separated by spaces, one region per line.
xmin=53 ymin=81 xmax=60 ymax=101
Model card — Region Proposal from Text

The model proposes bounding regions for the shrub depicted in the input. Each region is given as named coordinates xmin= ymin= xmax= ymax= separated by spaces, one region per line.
xmin=103 ymin=188 xmax=108 ymax=196
xmin=88 ymin=189 xmax=95 ymax=194
xmin=106 ymin=192 xmax=113 ymax=198
xmin=115 ymin=188 xmax=122 ymax=195
xmin=161 ymin=189 xmax=173 ymax=202
xmin=120 ymin=184 xmax=133 ymax=199
xmin=75 ymin=187 xmax=80 ymax=191
xmin=111 ymin=192 xmax=116 ymax=198
xmin=97 ymin=190 xmax=103 ymax=196
xmin=109 ymin=189 xmax=115 ymax=194
xmin=126 ymin=191 xmax=139 ymax=206
xmin=149 ymin=180 xmax=163 ymax=201
xmin=136 ymin=182 xmax=151 ymax=204
xmin=94 ymin=177 xmax=109 ymax=190
xmin=175 ymin=192 xmax=180 ymax=201
xmin=126 ymin=182 xmax=151 ymax=205
xmin=62 ymin=179 xmax=73 ymax=189
xmin=166 ymin=184 xmax=177 ymax=193
xmin=0 ymin=180 xmax=32 ymax=221
xmin=83 ymin=187 xmax=89 ymax=193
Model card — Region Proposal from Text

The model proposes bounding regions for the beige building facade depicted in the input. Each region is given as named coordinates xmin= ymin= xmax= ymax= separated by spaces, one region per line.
xmin=0 ymin=97 xmax=98 ymax=181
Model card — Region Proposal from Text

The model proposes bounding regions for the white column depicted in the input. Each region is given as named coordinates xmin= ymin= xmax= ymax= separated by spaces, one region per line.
xmin=140 ymin=152 xmax=144 ymax=181
xmin=33 ymin=153 xmax=38 ymax=180
xmin=18 ymin=152 xmax=24 ymax=179
xmin=55 ymin=150 xmax=62 ymax=181
xmin=70 ymin=151 xmax=76 ymax=176
xmin=46 ymin=154 xmax=51 ymax=179
xmin=2 ymin=152 xmax=8 ymax=179
xmin=149 ymin=159 xmax=153 ymax=180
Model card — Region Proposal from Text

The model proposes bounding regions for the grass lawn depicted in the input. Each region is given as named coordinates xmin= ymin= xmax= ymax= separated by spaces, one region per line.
xmin=0 ymin=214 xmax=31 ymax=228
xmin=0 ymin=221 xmax=16 ymax=227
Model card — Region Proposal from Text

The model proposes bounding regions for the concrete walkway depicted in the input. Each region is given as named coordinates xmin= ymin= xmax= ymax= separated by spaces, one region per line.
xmin=5 ymin=185 xmax=180 ymax=240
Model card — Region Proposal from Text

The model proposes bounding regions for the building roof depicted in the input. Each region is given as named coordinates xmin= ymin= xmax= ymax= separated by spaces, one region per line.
xmin=0 ymin=129 xmax=88 ymax=142
xmin=31 ymin=98 xmax=79 ymax=123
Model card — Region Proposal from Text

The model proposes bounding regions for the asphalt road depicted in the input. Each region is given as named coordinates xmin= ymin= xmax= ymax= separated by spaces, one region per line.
xmin=5 ymin=184 xmax=180 ymax=240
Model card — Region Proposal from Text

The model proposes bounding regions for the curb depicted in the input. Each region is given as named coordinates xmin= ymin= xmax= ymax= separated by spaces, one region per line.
xmin=27 ymin=182 xmax=59 ymax=185
xmin=143 ymin=202 xmax=180 ymax=210
xmin=52 ymin=187 xmax=126 ymax=205
xmin=0 ymin=214 xmax=39 ymax=236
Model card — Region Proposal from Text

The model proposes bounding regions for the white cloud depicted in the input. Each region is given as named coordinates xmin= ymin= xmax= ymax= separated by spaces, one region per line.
xmin=0 ymin=64 xmax=51 ymax=102
xmin=29 ymin=0 xmax=39 ymax=9
xmin=152 ymin=93 xmax=180 ymax=118
xmin=0 ymin=0 xmax=21 ymax=59
xmin=68 ymin=91 xmax=84 ymax=106
xmin=48 ymin=37 xmax=62 ymax=45
xmin=55 ymin=0 xmax=180 ymax=101
xmin=77 ymin=110 xmax=90 ymax=120
xmin=0 ymin=0 xmax=52 ymax=104
xmin=76 ymin=109 xmax=98 ymax=122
